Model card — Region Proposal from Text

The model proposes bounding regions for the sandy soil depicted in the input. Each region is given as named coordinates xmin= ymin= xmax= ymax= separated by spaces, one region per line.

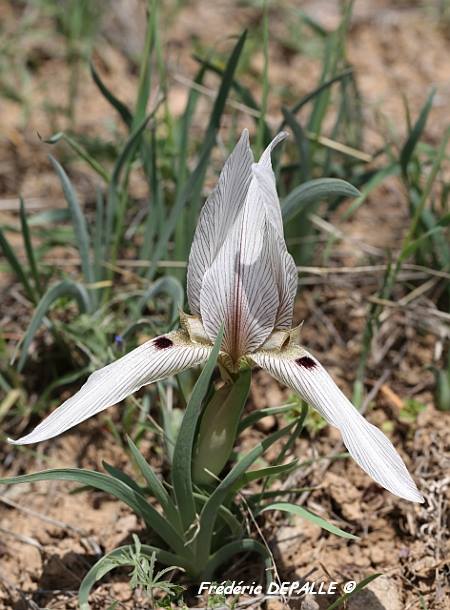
xmin=0 ymin=1 xmax=449 ymax=609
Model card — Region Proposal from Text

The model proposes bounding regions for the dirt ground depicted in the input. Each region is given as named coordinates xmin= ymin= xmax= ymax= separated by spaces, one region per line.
xmin=0 ymin=1 xmax=449 ymax=609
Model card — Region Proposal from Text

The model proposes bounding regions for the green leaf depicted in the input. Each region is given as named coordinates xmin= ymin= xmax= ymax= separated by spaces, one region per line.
xmin=79 ymin=543 xmax=187 ymax=610
xmin=19 ymin=197 xmax=41 ymax=296
xmin=238 ymin=403 xmax=297 ymax=432
xmin=232 ymin=460 xmax=299 ymax=493
xmin=0 ymin=469 xmax=186 ymax=555
xmin=282 ymin=106 xmax=311 ymax=181
xmin=195 ymin=420 xmax=297 ymax=562
xmin=260 ymin=502 xmax=358 ymax=539
xmin=90 ymin=61 xmax=132 ymax=127
xmin=46 ymin=132 xmax=110 ymax=182
xmin=126 ymin=436 xmax=180 ymax=528
xmin=172 ymin=326 xmax=224 ymax=534
xmin=102 ymin=461 xmax=145 ymax=494
xmin=325 ymin=574 xmax=381 ymax=610
xmin=400 ymin=89 xmax=435 ymax=176
xmin=281 ymin=69 xmax=353 ymax=123
xmin=17 ymin=280 xmax=91 ymax=372
xmin=105 ymin=112 xmax=153 ymax=250
xmin=49 ymin=155 xmax=94 ymax=285
xmin=136 ymin=276 xmax=184 ymax=324
xmin=149 ymin=31 xmax=247 ymax=277
xmin=282 ymin=178 xmax=360 ymax=223
xmin=0 ymin=224 xmax=36 ymax=302
xmin=202 ymin=539 xmax=273 ymax=583
xmin=341 ymin=164 xmax=399 ymax=220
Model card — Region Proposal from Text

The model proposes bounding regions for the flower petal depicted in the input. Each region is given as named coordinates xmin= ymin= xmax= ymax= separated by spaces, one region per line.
xmin=187 ymin=129 xmax=254 ymax=316
xmin=251 ymin=347 xmax=424 ymax=503
xmin=9 ymin=331 xmax=211 ymax=445
xmin=198 ymin=132 xmax=294 ymax=359
xmin=251 ymin=136 xmax=298 ymax=330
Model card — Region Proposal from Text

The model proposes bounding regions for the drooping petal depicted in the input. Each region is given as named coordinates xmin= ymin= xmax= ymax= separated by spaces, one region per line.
xmin=9 ymin=331 xmax=211 ymax=445
xmin=187 ymin=129 xmax=254 ymax=316
xmin=251 ymin=347 xmax=424 ymax=503
xmin=197 ymin=131 xmax=296 ymax=359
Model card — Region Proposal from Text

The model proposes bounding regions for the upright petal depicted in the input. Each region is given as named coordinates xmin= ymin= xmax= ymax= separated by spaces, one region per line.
xmin=187 ymin=129 xmax=254 ymax=316
xmin=251 ymin=347 xmax=424 ymax=503
xmin=252 ymin=134 xmax=298 ymax=330
xmin=198 ymin=132 xmax=294 ymax=359
xmin=9 ymin=331 xmax=211 ymax=445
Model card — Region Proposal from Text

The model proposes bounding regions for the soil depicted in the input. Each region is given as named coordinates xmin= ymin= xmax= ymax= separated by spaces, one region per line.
xmin=1 ymin=1 xmax=449 ymax=609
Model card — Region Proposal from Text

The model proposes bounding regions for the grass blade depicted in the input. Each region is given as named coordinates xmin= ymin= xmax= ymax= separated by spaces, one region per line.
xmin=127 ymin=436 xmax=180 ymax=528
xmin=203 ymin=539 xmax=272 ymax=582
xmin=196 ymin=420 xmax=297 ymax=560
xmin=0 ymin=224 xmax=36 ymax=302
xmin=0 ymin=469 xmax=186 ymax=554
xmin=282 ymin=178 xmax=360 ymax=223
xmin=325 ymin=574 xmax=381 ymax=610
xmin=46 ymin=132 xmax=110 ymax=182
xmin=17 ymin=280 xmax=91 ymax=372
xmin=49 ymin=155 xmax=94 ymax=285
xmin=282 ymin=106 xmax=311 ymax=181
xmin=260 ymin=502 xmax=358 ymax=539
xmin=90 ymin=61 xmax=132 ymax=128
xmin=19 ymin=197 xmax=41 ymax=295
xmin=136 ymin=276 xmax=184 ymax=324
xmin=400 ymin=89 xmax=435 ymax=177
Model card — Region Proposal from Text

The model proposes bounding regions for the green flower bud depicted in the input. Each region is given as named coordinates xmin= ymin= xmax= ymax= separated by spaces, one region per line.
xmin=192 ymin=370 xmax=251 ymax=485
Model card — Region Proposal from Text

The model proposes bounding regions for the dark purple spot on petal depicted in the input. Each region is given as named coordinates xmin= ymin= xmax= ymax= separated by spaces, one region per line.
xmin=295 ymin=356 xmax=316 ymax=370
xmin=154 ymin=336 xmax=174 ymax=350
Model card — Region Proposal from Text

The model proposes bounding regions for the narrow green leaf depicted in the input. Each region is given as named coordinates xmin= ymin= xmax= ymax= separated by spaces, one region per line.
xmin=136 ymin=276 xmax=184 ymax=324
xmin=0 ymin=469 xmax=186 ymax=555
xmin=238 ymin=403 xmax=297 ymax=432
xmin=46 ymin=132 xmax=110 ymax=182
xmin=133 ymin=0 xmax=156 ymax=128
xmin=325 ymin=574 xmax=381 ymax=610
xmin=202 ymin=539 xmax=272 ymax=583
xmin=282 ymin=106 xmax=311 ymax=181
xmin=105 ymin=113 xmax=153 ymax=252
xmin=93 ymin=188 xmax=104 ymax=283
xmin=341 ymin=164 xmax=399 ymax=220
xmin=260 ymin=502 xmax=358 ymax=539
xmin=172 ymin=326 xmax=224 ymax=534
xmin=0 ymin=225 xmax=35 ymax=302
xmin=400 ymin=89 xmax=435 ymax=176
xmin=102 ymin=461 xmax=145 ymax=494
xmin=90 ymin=61 xmax=132 ymax=127
xmin=192 ymin=54 xmax=271 ymax=143
xmin=126 ymin=436 xmax=180 ymax=528
xmin=281 ymin=69 xmax=353 ymax=125
xmin=282 ymin=178 xmax=360 ymax=223
xmin=148 ymin=130 xmax=215 ymax=278
xmin=149 ymin=32 xmax=247 ymax=277
xmin=19 ymin=198 xmax=41 ymax=295
xmin=17 ymin=280 xmax=91 ymax=372
xmin=49 ymin=155 xmax=94 ymax=285
xmin=232 ymin=460 xmax=299 ymax=493
xmin=196 ymin=420 xmax=297 ymax=560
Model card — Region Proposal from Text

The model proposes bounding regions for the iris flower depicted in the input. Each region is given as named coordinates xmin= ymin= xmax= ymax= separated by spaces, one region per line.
xmin=9 ymin=130 xmax=423 ymax=503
